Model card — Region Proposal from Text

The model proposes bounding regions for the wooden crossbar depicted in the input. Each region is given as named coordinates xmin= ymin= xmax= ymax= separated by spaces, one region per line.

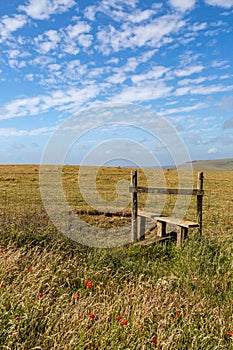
xmin=129 ymin=186 xmax=204 ymax=196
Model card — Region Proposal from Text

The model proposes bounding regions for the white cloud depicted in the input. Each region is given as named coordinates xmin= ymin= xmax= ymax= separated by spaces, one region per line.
xmin=169 ymin=0 xmax=196 ymax=12
xmin=97 ymin=14 xmax=186 ymax=54
xmin=127 ymin=9 xmax=156 ymax=23
xmin=48 ymin=64 xmax=61 ymax=71
xmin=66 ymin=22 xmax=91 ymax=38
xmin=160 ymin=103 xmax=207 ymax=115
xmin=98 ymin=0 xmax=138 ymax=22
xmin=131 ymin=66 xmax=169 ymax=83
xmin=0 ymin=126 xmax=55 ymax=137
xmin=211 ymin=59 xmax=230 ymax=69
xmin=19 ymin=0 xmax=76 ymax=20
xmin=77 ymin=34 xmax=93 ymax=48
xmin=35 ymin=30 xmax=61 ymax=53
xmin=8 ymin=59 xmax=26 ymax=69
xmin=208 ymin=147 xmax=218 ymax=154
xmin=106 ymin=57 xmax=120 ymax=65
xmin=191 ymin=84 xmax=233 ymax=95
xmin=205 ymin=0 xmax=233 ymax=9
xmin=191 ymin=22 xmax=208 ymax=31
xmin=174 ymin=65 xmax=204 ymax=77
xmin=0 ymin=14 xmax=27 ymax=42
xmin=178 ymin=77 xmax=207 ymax=86
xmin=110 ymin=81 xmax=172 ymax=103
xmin=84 ymin=6 xmax=97 ymax=21
xmin=0 ymin=86 xmax=100 ymax=120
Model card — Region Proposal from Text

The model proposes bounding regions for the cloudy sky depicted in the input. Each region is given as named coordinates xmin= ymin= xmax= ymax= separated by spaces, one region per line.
xmin=0 ymin=0 xmax=233 ymax=165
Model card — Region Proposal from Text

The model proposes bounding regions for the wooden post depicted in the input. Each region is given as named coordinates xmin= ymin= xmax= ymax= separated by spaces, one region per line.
xmin=131 ymin=170 xmax=138 ymax=241
xmin=157 ymin=221 xmax=166 ymax=238
xmin=177 ymin=226 xmax=188 ymax=246
xmin=138 ymin=215 xmax=146 ymax=240
xmin=197 ymin=172 xmax=204 ymax=237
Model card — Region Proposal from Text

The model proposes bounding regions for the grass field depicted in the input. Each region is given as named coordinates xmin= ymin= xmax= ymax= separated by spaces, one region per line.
xmin=0 ymin=165 xmax=232 ymax=349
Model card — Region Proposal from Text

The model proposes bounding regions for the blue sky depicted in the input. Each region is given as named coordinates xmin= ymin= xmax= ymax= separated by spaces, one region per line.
xmin=0 ymin=0 xmax=233 ymax=166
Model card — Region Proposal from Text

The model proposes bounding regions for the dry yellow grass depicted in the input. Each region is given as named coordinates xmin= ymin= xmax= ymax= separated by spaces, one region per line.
xmin=0 ymin=165 xmax=232 ymax=349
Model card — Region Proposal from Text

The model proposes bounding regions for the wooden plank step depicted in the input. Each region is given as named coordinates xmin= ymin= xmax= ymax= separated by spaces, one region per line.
xmin=155 ymin=216 xmax=199 ymax=228
xmin=138 ymin=211 xmax=199 ymax=228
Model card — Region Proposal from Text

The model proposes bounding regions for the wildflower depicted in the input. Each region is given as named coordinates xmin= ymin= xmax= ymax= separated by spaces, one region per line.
xmin=12 ymin=333 xmax=17 ymax=337
xmin=89 ymin=313 xmax=95 ymax=319
xmin=73 ymin=293 xmax=79 ymax=300
xmin=39 ymin=292 xmax=43 ymax=298
xmin=116 ymin=315 xmax=122 ymax=321
xmin=3 ymin=303 xmax=9 ymax=307
xmin=29 ymin=267 xmax=33 ymax=273
xmin=15 ymin=316 xmax=19 ymax=321
xmin=152 ymin=337 xmax=157 ymax=344
xmin=84 ymin=280 xmax=92 ymax=289
xmin=120 ymin=319 xmax=128 ymax=326
xmin=226 ymin=330 xmax=233 ymax=336
xmin=0 ymin=248 xmax=4 ymax=253
xmin=1 ymin=283 xmax=5 ymax=288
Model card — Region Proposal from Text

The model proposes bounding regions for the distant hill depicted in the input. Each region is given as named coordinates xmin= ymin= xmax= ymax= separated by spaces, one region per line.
xmin=178 ymin=158 xmax=233 ymax=172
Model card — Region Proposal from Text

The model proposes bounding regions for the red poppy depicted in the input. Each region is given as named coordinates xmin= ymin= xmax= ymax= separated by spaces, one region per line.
xmin=29 ymin=267 xmax=33 ymax=273
xmin=73 ymin=293 xmax=79 ymax=300
xmin=84 ymin=280 xmax=89 ymax=285
xmin=120 ymin=319 xmax=128 ymax=326
xmin=152 ymin=337 xmax=157 ymax=344
xmin=116 ymin=315 xmax=122 ymax=321
xmin=89 ymin=313 xmax=95 ymax=319
xmin=0 ymin=248 xmax=4 ymax=253
xmin=39 ymin=292 xmax=43 ymax=298
xmin=15 ymin=316 xmax=19 ymax=321
xmin=1 ymin=283 xmax=5 ymax=288
xmin=87 ymin=281 xmax=92 ymax=289
xmin=226 ymin=330 xmax=233 ymax=336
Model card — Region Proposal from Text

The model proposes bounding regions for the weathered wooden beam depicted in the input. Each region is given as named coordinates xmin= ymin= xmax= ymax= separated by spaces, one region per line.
xmin=131 ymin=170 xmax=138 ymax=241
xmin=138 ymin=215 xmax=146 ymax=240
xmin=129 ymin=186 xmax=203 ymax=195
xmin=197 ymin=172 xmax=204 ymax=237
xmin=177 ymin=226 xmax=188 ymax=246
xmin=157 ymin=221 xmax=166 ymax=237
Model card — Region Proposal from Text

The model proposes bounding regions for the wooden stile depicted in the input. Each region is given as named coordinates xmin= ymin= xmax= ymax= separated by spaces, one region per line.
xmin=130 ymin=171 xmax=204 ymax=246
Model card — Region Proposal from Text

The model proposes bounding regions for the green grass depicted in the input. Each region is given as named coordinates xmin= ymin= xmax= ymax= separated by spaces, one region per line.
xmin=0 ymin=165 xmax=233 ymax=349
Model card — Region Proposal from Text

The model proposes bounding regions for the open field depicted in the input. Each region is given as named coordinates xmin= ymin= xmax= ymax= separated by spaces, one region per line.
xmin=179 ymin=158 xmax=233 ymax=172
xmin=0 ymin=165 xmax=233 ymax=349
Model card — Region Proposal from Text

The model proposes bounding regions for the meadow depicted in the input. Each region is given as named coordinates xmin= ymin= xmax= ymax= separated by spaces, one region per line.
xmin=0 ymin=165 xmax=232 ymax=349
